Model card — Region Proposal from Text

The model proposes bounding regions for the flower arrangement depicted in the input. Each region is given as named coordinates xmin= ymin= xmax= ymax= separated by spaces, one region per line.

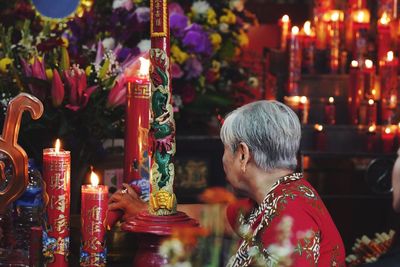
xmin=0 ymin=0 xmax=258 ymax=164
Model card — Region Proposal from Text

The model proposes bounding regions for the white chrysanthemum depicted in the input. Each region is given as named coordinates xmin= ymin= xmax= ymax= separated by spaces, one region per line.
xmin=219 ymin=23 xmax=229 ymax=33
xmin=102 ymin=37 xmax=116 ymax=50
xmin=191 ymin=1 xmax=210 ymax=15
xmin=229 ymin=0 xmax=244 ymax=11
xmin=137 ymin=39 xmax=151 ymax=53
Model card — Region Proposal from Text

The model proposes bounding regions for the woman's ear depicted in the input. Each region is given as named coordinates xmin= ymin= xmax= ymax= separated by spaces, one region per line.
xmin=238 ymin=142 xmax=250 ymax=172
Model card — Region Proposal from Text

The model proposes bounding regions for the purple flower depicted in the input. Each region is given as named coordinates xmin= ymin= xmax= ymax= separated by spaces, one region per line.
xmin=182 ymin=24 xmax=212 ymax=55
xmin=170 ymin=13 xmax=188 ymax=38
xmin=184 ymin=57 xmax=203 ymax=79
xmin=169 ymin=3 xmax=184 ymax=15
xmin=134 ymin=7 xmax=150 ymax=23
xmin=20 ymin=57 xmax=47 ymax=101
xmin=171 ymin=62 xmax=183 ymax=79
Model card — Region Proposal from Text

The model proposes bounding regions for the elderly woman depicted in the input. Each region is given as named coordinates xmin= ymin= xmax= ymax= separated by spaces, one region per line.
xmin=109 ymin=100 xmax=345 ymax=266
xmin=221 ymin=100 xmax=345 ymax=266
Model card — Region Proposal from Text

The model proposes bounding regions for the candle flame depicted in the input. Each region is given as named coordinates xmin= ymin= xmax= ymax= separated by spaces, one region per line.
xmin=371 ymin=89 xmax=376 ymax=96
xmin=328 ymin=97 xmax=334 ymax=104
xmin=303 ymin=21 xmax=312 ymax=36
xmin=55 ymin=139 xmax=61 ymax=153
xmin=387 ymin=51 xmax=394 ymax=61
xmin=385 ymin=127 xmax=391 ymax=134
xmin=379 ymin=12 xmax=390 ymax=25
xmin=293 ymin=96 xmax=300 ymax=103
xmin=365 ymin=59 xmax=373 ymax=69
xmin=138 ymin=57 xmax=150 ymax=77
xmin=368 ymin=124 xmax=376 ymax=132
xmin=90 ymin=171 xmax=99 ymax=186
xmin=291 ymin=26 xmax=299 ymax=35
xmin=331 ymin=11 xmax=340 ymax=22
xmin=356 ymin=11 xmax=364 ymax=22
xmin=282 ymin=15 xmax=290 ymax=23
xmin=300 ymin=96 xmax=307 ymax=104
xmin=351 ymin=60 xmax=359 ymax=68
xmin=368 ymin=99 xmax=374 ymax=105
xmin=314 ymin=124 xmax=323 ymax=132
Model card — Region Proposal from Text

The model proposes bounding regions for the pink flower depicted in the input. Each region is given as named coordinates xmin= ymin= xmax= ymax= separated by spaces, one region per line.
xmin=64 ymin=66 xmax=97 ymax=111
xmin=51 ymin=69 xmax=64 ymax=107
xmin=20 ymin=57 xmax=47 ymax=100
xmin=107 ymin=77 xmax=126 ymax=108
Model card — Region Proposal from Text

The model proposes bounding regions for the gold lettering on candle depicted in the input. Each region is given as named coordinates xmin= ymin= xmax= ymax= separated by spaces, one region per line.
xmin=55 ymin=237 xmax=66 ymax=255
xmin=85 ymin=237 xmax=102 ymax=250
xmin=54 ymin=214 xmax=68 ymax=234
xmin=50 ymin=173 xmax=66 ymax=190
xmin=50 ymin=195 xmax=66 ymax=212
xmin=150 ymin=0 xmax=167 ymax=37
xmin=88 ymin=206 xmax=101 ymax=221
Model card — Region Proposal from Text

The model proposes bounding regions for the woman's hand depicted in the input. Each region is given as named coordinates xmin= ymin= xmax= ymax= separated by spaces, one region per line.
xmin=108 ymin=183 xmax=147 ymax=220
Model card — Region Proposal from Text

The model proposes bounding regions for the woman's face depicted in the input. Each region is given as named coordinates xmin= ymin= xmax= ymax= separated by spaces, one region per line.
xmin=392 ymin=149 xmax=400 ymax=212
xmin=222 ymin=145 xmax=241 ymax=189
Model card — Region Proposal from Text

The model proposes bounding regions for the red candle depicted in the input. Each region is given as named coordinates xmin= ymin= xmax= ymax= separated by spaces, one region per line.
xmin=124 ymin=57 xmax=151 ymax=201
xmin=329 ymin=10 xmax=342 ymax=73
xmin=81 ymin=171 xmax=108 ymax=266
xmin=352 ymin=9 xmax=370 ymax=60
xmin=380 ymin=51 xmax=398 ymax=124
xmin=363 ymin=59 xmax=376 ymax=99
xmin=279 ymin=15 xmax=291 ymax=51
xmin=348 ymin=60 xmax=363 ymax=124
xmin=377 ymin=12 xmax=392 ymax=62
xmin=313 ymin=0 xmax=332 ymax=50
xmin=325 ymin=97 xmax=336 ymax=124
xmin=314 ymin=124 xmax=326 ymax=150
xmin=367 ymin=99 xmax=377 ymax=125
xmin=299 ymin=96 xmax=309 ymax=124
xmin=288 ymin=26 xmax=301 ymax=96
xmin=382 ymin=125 xmax=395 ymax=153
xmin=43 ymin=139 xmax=70 ymax=267
xmin=366 ymin=124 xmax=377 ymax=152
xmin=301 ymin=21 xmax=315 ymax=74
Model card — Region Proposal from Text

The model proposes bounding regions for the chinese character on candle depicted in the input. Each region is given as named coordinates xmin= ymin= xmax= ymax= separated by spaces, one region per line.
xmin=363 ymin=59 xmax=376 ymax=99
xmin=288 ymin=26 xmax=301 ymax=96
xmin=325 ymin=97 xmax=336 ymax=124
xmin=81 ymin=170 xmax=108 ymax=266
xmin=378 ymin=12 xmax=392 ymax=62
xmin=124 ymin=57 xmax=151 ymax=202
xmin=380 ymin=51 xmax=398 ymax=124
xmin=382 ymin=125 xmax=395 ymax=153
xmin=348 ymin=60 xmax=363 ymax=124
xmin=301 ymin=21 xmax=315 ymax=74
xmin=279 ymin=15 xmax=290 ymax=51
xmin=43 ymin=139 xmax=70 ymax=267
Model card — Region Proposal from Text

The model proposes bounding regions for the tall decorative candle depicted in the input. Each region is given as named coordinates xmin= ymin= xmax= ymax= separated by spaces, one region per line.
xmin=149 ymin=0 xmax=177 ymax=215
xmin=80 ymin=171 xmax=108 ymax=266
xmin=382 ymin=125 xmax=396 ymax=152
xmin=329 ymin=10 xmax=342 ymax=73
xmin=298 ymin=96 xmax=309 ymax=124
xmin=352 ymin=9 xmax=370 ymax=60
xmin=377 ymin=12 xmax=392 ymax=63
xmin=380 ymin=51 xmax=398 ymax=124
xmin=279 ymin=15 xmax=291 ymax=51
xmin=42 ymin=139 xmax=70 ymax=267
xmin=367 ymin=99 xmax=377 ymax=125
xmin=345 ymin=0 xmax=367 ymax=50
xmin=313 ymin=0 xmax=333 ymax=49
xmin=314 ymin=124 xmax=326 ymax=150
xmin=301 ymin=21 xmax=315 ymax=74
xmin=288 ymin=26 xmax=301 ymax=96
xmin=348 ymin=60 xmax=363 ymax=124
xmin=124 ymin=57 xmax=151 ymax=201
xmin=363 ymin=59 xmax=376 ymax=99
xmin=325 ymin=97 xmax=336 ymax=124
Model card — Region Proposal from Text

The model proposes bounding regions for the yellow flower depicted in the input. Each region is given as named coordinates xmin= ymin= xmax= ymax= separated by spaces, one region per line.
xmin=211 ymin=60 xmax=221 ymax=73
xmin=220 ymin=9 xmax=236 ymax=24
xmin=170 ymin=45 xmax=189 ymax=64
xmin=85 ymin=65 xmax=93 ymax=76
xmin=207 ymin=9 xmax=218 ymax=26
xmin=61 ymin=37 xmax=69 ymax=47
xmin=236 ymin=30 xmax=249 ymax=47
xmin=0 ymin=58 xmax=12 ymax=73
xmin=209 ymin=33 xmax=222 ymax=50
xmin=45 ymin=69 xmax=53 ymax=80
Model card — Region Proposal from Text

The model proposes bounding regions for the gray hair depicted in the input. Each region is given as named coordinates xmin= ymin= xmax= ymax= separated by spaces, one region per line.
xmin=220 ymin=100 xmax=301 ymax=171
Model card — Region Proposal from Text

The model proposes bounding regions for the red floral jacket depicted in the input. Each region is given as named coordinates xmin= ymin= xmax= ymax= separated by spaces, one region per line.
xmin=226 ymin=173 xmax=345 ymax=267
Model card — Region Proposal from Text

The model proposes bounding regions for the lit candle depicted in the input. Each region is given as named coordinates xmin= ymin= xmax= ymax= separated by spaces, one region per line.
xmin=314 ymin=124 xmax=326 ymax=150
xmin=124 ymin=57 xmax=151 ymax=201
xmin=288 ymin=26 xmax=301 ymax=96
xmin=314 ymin=0 xmax=333 ymax=50
xmin=81 ymin=170 xmax=108 ymax=266
xmin=366 ymin=124 xmax=377 ymax=152
xmin=43 ymin=139 xmax=70 ymax=267
xmin=363 ymin=59 xmax=376 ymax=99
xmin=382 ymin=125 xmax=395 ymax=153
xmin=301 ymin=21 xmax=315 ymax=74
xmin=366 ymin=99 xmax=377 ymax=125
xmin=279 ymin=15 xmax=291 ymax=51
xmin=348 ymin=60 xmax=363 ymax=124
xmin=325 ymin=97 xmax=336 ymax=124
xmin=352 ymin=8 xmax=370 ymax=60
xmin=299 ymin=96 xmax=309 ymax=124
xmin=329 ymin=10 xmax=342 ymax=73
xmin=380 ymin=51 xmax=398 ymax=124
xmin=377 ymin=12 xmax=391 ymax=62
